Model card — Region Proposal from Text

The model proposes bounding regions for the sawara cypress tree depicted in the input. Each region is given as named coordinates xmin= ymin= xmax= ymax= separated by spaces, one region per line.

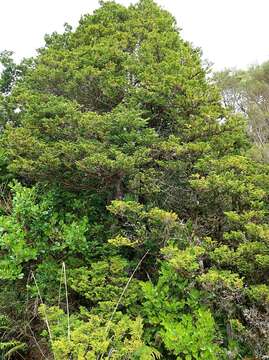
xmin=0 ymin=1 xmax=268 ymax=358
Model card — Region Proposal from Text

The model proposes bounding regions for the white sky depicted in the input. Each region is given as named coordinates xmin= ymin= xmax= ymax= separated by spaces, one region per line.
xmin=0 ymin=0 xmax=269 ymax=71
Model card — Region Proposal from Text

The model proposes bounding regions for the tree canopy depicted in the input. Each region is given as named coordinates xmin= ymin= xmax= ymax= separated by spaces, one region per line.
xmin=214 ymin=61 xmax=269 ymax=162
xmin=0 ymin=1 xmax=268 ymax=359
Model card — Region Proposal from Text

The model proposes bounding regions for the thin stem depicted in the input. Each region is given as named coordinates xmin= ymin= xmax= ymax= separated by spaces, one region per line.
xmin=63 ymin=262 xmax=71 ymax=342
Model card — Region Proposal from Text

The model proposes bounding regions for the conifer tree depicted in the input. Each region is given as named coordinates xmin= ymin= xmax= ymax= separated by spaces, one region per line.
xmin=0 ymin=1 xmax=268 ymax=359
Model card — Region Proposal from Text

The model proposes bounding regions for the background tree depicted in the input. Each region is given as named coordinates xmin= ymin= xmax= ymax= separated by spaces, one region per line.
xmin=214 ymin=62 xmax=269 ymax=162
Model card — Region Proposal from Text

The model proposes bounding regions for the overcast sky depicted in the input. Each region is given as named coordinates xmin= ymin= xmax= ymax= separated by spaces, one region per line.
xmin=1 ymin=0 xmax=268 ymax=70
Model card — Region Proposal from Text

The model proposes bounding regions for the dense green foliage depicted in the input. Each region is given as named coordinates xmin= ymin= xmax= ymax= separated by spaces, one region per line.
xmin=0 ymin=1 xmax=269 ymax=359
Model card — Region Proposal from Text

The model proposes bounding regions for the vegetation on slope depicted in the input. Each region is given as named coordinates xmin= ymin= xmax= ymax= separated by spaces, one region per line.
xmin=0 ymin=1 xmax=268 ymax=359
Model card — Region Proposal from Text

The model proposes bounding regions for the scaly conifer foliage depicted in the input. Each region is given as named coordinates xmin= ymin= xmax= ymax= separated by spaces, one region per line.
xmin=0 ymin=1 xmax=268 ymax=359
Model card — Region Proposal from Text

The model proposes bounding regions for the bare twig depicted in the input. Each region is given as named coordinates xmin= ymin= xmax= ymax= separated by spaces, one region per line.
xmin=62 ymin=262 xmax=71 ymax=343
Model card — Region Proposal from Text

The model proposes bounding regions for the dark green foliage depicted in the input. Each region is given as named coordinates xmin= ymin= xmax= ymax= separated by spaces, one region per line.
xmin=0 ymin=51 xmax=20 ymax=95
xmin=0 ymin=1 xmax=268 ymax=359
